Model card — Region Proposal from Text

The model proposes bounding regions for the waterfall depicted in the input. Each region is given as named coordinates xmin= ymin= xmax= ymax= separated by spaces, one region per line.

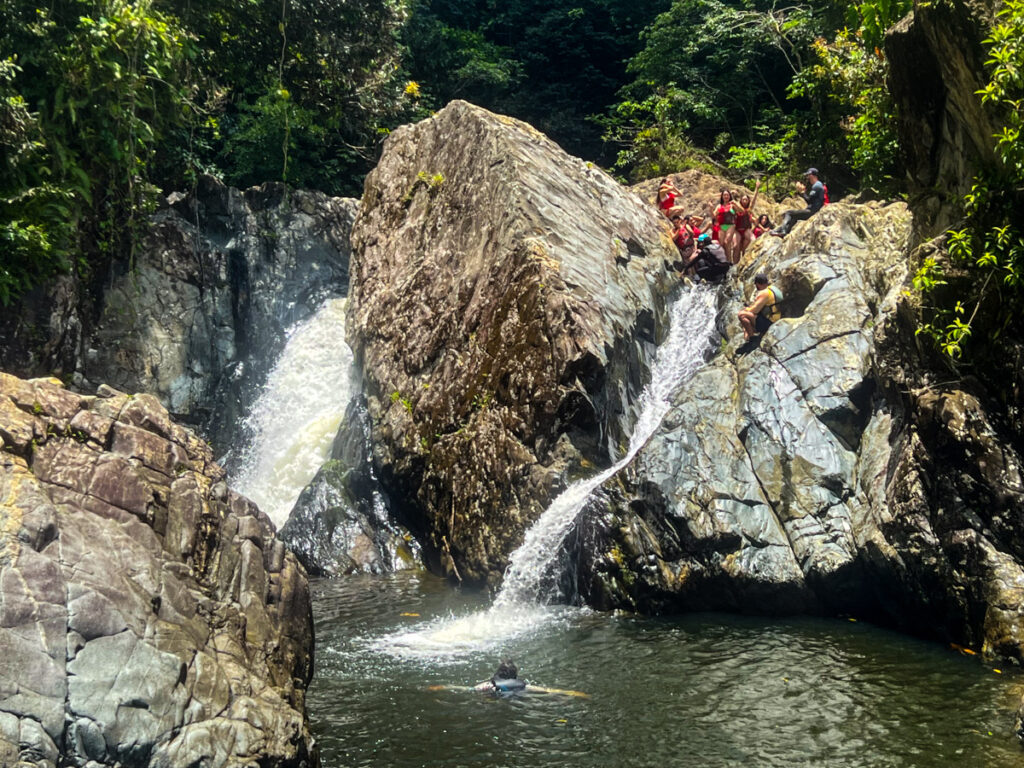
xmin=493 ymin=284 xmax=718 ymax=608
xmin=231 ymin=297 xmax=357 ymax=528
xmin=376 ymin=285 xmax=718 ymax=657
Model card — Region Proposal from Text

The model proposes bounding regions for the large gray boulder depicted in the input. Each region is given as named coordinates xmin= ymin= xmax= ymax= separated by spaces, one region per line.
xmin=85 ymin=177 xmax=356 ymax=450
xmin=574 ymin=201 xmax=1024 ymax=664
xmin=347 ymin=100 xmax=679 ymax=584
xmin=0 ymin=373 xmax=316 ymax=767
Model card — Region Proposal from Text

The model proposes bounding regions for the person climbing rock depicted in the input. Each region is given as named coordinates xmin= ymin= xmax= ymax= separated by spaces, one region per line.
xmin=738 ymin=273 xmax=783 ymax=340
xmin=474 ymin=659 xmax=527 ymax=694
xmin=771 ymin=168 xmax=825 ymax=237
xmin=686 ymin=233 xmax=730 ymax=283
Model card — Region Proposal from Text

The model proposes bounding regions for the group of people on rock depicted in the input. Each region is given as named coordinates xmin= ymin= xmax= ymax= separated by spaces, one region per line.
xmin=655 ymin=167 xmax=829 ymax=341
xmin=657 ymin=178 xmax=772 ymax=275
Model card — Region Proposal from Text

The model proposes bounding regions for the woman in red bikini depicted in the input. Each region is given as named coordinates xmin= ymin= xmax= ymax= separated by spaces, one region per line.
xmin=729 ymin=179 xmax=761 ymax=263
xmin=656 ymin=178 xmax=682 ymax=218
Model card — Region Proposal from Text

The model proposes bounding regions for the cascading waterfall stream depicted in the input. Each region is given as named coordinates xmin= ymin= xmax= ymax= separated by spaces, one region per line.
xmin=378 ymin=285 xmax=719 ymax=657
xmin=232 ymin=297 xmax=357 ymax=528
xmin=494 ymin=284 xmax=719 ymax=609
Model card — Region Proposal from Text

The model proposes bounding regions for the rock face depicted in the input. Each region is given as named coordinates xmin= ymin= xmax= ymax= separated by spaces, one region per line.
xmin=0 ymin=373 xmax=316 ymax=767
xmin=572 ymin=201 xmax=1024 ymax=661
xmin=280 ymin=396 xmax=420 ymax=576
xmin=88 ymin=177 xmax=356 ymax=450
xmin=347 ymin=100 xmax=678 ymax=584
xmin=1 ymin=176 xmax=356 ymax=454
xmin=885 ymin=0 xmax=999 ymax=235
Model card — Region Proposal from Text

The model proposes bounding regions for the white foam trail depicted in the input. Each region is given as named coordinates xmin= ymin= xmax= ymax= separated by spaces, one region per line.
xmin=232 ymin=298 xmax=356 ymax=527
xmin=375 ymin=285 xmax=718 ymax=657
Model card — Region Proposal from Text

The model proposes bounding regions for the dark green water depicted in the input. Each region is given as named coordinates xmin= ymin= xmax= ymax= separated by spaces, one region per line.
xmin=309 ymin=572 xmax=1024 ymax=768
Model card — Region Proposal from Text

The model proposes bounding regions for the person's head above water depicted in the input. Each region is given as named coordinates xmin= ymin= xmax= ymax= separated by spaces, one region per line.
xmin=754 ymin=273 xmax=769 ymax=288
xmin=494 ymin=659 xmax=519 ymax=681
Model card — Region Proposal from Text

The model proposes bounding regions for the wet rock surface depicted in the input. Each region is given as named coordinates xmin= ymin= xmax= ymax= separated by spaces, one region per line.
xmin=886 ymin=0 xmax=999 ymax=235
xmin=348 ymin=100 xmax=678 ymax=584
xmin=280 ymin=396 xmax=420 ymax=576
xmin=573 ymin=201 xmax=1024 ymax=664
xmin=0 ymin=373 xmax=316 ymax=767
xmin=88 ymin=177 xmax=356 ymax=450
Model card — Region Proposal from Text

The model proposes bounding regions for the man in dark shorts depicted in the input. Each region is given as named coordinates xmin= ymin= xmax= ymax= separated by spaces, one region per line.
xmin=771 ymin=168 xmax=825 ymax=237
xmin=738 ymin=273 xmax=783 ymax=340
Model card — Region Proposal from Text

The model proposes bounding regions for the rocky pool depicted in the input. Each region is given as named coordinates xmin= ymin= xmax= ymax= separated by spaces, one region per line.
xmin=308 ymin=572 xmax=1024 ymax=768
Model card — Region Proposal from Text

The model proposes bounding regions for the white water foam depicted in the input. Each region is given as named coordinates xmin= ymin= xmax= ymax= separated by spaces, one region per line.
xmin=375 ymin=285 xmax=718 ymax=658
xmin=231 ymin=297 xmax=356 ymax=528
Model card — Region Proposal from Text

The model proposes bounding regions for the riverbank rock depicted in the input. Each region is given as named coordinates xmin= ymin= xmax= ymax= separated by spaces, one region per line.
xmin=0 ymin=373 xmax=316 ymax=767
xmin=575 ymin=201 xmax=1024 ymax=662
xmin=347 ymin=100 xmax=678 ymax=584
xmin=885 ymin=0 xmax=999 ymax=236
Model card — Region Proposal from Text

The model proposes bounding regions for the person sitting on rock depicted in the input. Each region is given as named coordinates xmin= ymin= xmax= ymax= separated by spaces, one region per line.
xmin=656 ymin=177 xmax=683 ymax=218
xmin=753 ymin=213 xmax=774 ymax=238
xmin=738 ymin=273 xmax=783 ymax=340
xmin=771 ymin=168 xmax=825 ymax=237
xmin=686 ymin=233 xmax=730 ymax=282
xmin=474 ymin=659 xmax=527 ymax=694
xmin=670 ymin=214 xmax=697 ymax=271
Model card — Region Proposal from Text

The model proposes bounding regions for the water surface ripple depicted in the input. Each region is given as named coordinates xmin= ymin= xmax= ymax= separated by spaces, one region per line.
xmin=310 ymin=573 xmax=1024 ymax=768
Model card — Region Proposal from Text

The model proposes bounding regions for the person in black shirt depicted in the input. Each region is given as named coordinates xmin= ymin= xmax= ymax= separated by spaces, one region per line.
xmin=771 ymin=168 xmax=825 ymax=237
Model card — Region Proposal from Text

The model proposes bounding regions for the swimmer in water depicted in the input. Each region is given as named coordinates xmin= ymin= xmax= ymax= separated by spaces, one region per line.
xmin=427 ymin=659 xmax=588 ymax=698
xmin=473 ymin=659 xmax=527 ymax=694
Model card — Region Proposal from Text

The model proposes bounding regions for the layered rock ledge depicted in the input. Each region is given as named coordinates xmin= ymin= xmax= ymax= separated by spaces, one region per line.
xmin=574 ymin=200 xmax=1024 ymax=663
xmin=0 ymin=373 xmax=316 ymax=767
xmin=347 ymin=100 xmax=680 ymax=584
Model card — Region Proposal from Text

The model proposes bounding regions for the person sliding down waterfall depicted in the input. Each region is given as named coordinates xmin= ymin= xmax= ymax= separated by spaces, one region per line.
xmin=684 ymin=234 xmax=730 ymax=283
xmin=771 ymin=168 xmax=826 ymax=237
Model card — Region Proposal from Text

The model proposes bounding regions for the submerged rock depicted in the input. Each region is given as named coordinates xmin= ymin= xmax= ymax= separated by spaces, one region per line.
xmin=0 ymin=373 xmax=316 ymax=767
xmin=348 ymin=100 xmax=678 ymax=584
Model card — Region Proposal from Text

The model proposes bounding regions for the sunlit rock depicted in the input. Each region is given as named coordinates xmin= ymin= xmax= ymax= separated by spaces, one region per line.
xmin=0 ymin=373 xmax=316 ymax=767
xmin=348 ymin=100 xmax=679 ymax=584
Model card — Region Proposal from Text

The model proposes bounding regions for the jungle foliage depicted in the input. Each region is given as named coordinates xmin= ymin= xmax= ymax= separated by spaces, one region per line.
xmin=0 ymin=0 xmax=418 ymax=304
xmin=601 ymin=0 xmax=909 ymax=193
xmin=913 ymin=0 xmax=1024 ymax=375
